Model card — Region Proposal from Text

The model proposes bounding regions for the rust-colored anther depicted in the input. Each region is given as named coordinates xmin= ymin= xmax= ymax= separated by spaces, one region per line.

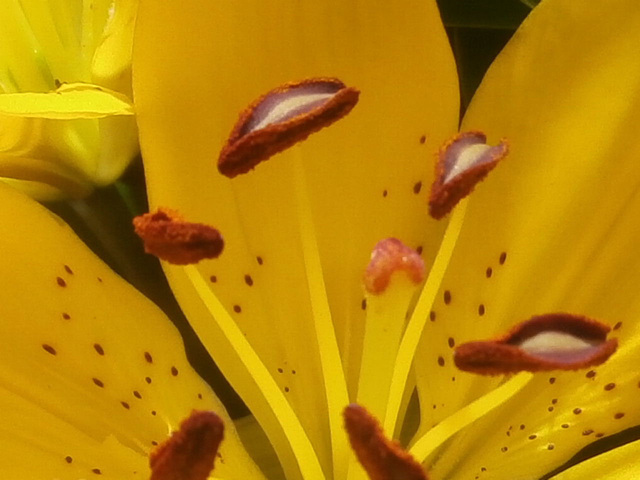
xmin=218 ymin=77 xmax=360 ymax=178
xmin=429 ymin=131 xmax=508 ymax=219
xmin=133 ymin=208 xmax=224 ymax=265
xmin=150 ymin=410 xmax=224 ymax=480
xmin=454 ymin=313 xmax=618 ymax=375
xmin=344 ymin=404 xmax=429 ymax=480
xmin=363 ymin=238 xmax=425 ymax=295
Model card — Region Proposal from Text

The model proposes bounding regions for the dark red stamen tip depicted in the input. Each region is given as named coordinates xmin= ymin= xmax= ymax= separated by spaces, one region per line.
xmin=429 ymin=131 xmax=508 ymax=219
xmin=454 ymin=313 xmax=618 ymax=375
xmin=150 ymin=410 xmax=224 ymax=480
xmin=218 ymin=77 xmax=360 ymax=178
xmin=344 ymin=404 xmax=429 ymax=480
xmin=133 ymin=208 xmax=224 ymax=265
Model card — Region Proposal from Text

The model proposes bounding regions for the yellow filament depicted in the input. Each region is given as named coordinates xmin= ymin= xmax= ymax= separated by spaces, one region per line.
xmin=293 ymin=152 xmax=350 ymax=480
xmin=409 ymin=373 xmax=533 ymax=463
xmin=383 ymin=200 xmax=468 ymax=434
xmin=183 ymin=265 xmax=325 ymax=480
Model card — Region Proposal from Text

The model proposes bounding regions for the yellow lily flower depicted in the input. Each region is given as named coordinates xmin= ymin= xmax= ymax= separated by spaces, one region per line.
xmin=129 ymin=0 xmax=640 ymax=478
xmin=0 ymin=0 xmax=138 ymax=200
xmin=3 ymin=1 xmax=640 ymax=480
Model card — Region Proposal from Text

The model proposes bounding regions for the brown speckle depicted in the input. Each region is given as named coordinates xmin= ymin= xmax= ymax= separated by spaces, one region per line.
xmin=144 ymin=352 xmax=153 ymax=364
xmin=485 ymin=267 xmax=493 ymax=278
xmin=549 ymin=377 xmax=556 ymax=384
xmin=171 ymin=366 xmax=179 ymax=376
xmin=257 ymin=256 xmax=264 ymax=265
xmin=361 ymin=298 xmax=367 ymax=310
xmin=92 ymin=378 xmax=104 ymax=388
xmin=284 ymin=387 xmax=290 ymax=393
xmin=65 ymin=456 xmax=73 ymax=464
xmin=528 ymin=434 xmax=537 ymax=440
xmin=233 ymin=305 xmax=242 ymax=313
xmin=92 ymin=468 xmax=102 ymax=475
xmin=604 ymin=383 xmax=616 ymax=391
xmin=448 ymin=337 xmax=455 ymax=348
xmin=614 ymin=412 xmax=625 ymax=419
xmin=121 ymin=401 xmax=130 ymax=410
xmin=586 ymin=370 xmax=596 ymax=379
xmin=244 ymin=274 xmax=254 ymax=286
xmin=382 ymin=189 xmax=388 ymax=197
xmin=582 ymin=429 xmax=594 ymax=436
xmin=478 ymin=304 xmax=485 ymax=316
xmin=613 ymin=322 xmax=622 ymax=330
xmin=134 ymin=391 xmax=142 ymax=399
xmin=573 ymin=408 xmax=582 ymax=415
xmin=145 ymin=377 xmax=152 ymax=384
xmin=62 ymin=312 xmax=71 ymax=320
xmin=444 ymin=290 xmax=451 ymax=305
xmin=501 ymin=447 xmax=508 ymax=453
xmin=429 ymin=311 xmax=436 ymax=322
xmin=419 ymin=135 xmax=426 ymax=144
xmin=413 ymin=181 xmax=422 ymax=194
xmin=561 ymin=424 xmax=569 ymax=429
xmin=209 ymin=275 xmax=217 ymax=283
xmin=437 ymin=356 xmax=445 ymax=367
xmin=499 ymin=252 xmax=507 ymax=265
xmin=42 ymin=344 xmax=57 ymax=355
xmin=56 ymin=277 xmax=67 ymax=287
xmin=93 ymin=344 xmax=105 ymax=356
xmin=547 ymin=444 xmax=555 ymax=451
xmin=64 ymin=265 xmax=73 ymax=275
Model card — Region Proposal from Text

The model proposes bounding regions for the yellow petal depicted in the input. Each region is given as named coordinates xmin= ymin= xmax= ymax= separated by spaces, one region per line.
xmin=0 ymin=83 xmax=134 ymax=119
xmin=0 ymin=183 xmax=261 ymax=479
xmin=550 ymin=439 xmax=640 ymax=480
xmin=134 ymin=1 xmax=457 ymax=477
xmin=411 ymin=0 xmax=640 ymax=478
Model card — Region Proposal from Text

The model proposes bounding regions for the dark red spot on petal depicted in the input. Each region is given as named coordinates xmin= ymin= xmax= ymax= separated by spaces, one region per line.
xmin=218 ymin=78 xmax=359 ymax=178
xmin=133 ymin=208 xmax=223 ymax=265
xmin=150 ymin=410 xmax=224 ymax=480
xmin=343 ymin=404 xmax=429 ymax=480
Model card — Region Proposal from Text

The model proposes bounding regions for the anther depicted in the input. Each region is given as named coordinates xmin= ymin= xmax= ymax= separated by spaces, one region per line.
xmin=150 ymin=410 xmax=224 ymax=480
xmin=218 ymin=78 xmax=359 ymax=177
xmin=454 ymin=313 xmax=618 ymax=375
xmin=429 ymin=131 xmax=508 ymax=219
xmin=133 ymin=208 xmax=224 ymax=265
xmin=344 ymin=404 xmax=429 ymax=480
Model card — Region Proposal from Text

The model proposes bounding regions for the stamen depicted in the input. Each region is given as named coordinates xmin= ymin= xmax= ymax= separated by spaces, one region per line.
xmin=454 ymin=313 xmax=618 ymax=375
xmin=363 ymin=238 xmax=425 ymax=295
xmin=344 ymin=404 xmax=429 ymax=480
xmin=149 ymin=410 xmax=224 ymax=480
xmin=133 ymin=208 xmax=224 ymax=265
xmin=429 ymin=131 xmax=508 ymax=219
xmin=218 ymin=78 xmax=360 ymax=178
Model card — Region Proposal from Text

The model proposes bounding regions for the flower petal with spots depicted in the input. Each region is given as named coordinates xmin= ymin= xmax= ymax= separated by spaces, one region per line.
xmin=0 ymin=183 xmax=262 ymax=479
